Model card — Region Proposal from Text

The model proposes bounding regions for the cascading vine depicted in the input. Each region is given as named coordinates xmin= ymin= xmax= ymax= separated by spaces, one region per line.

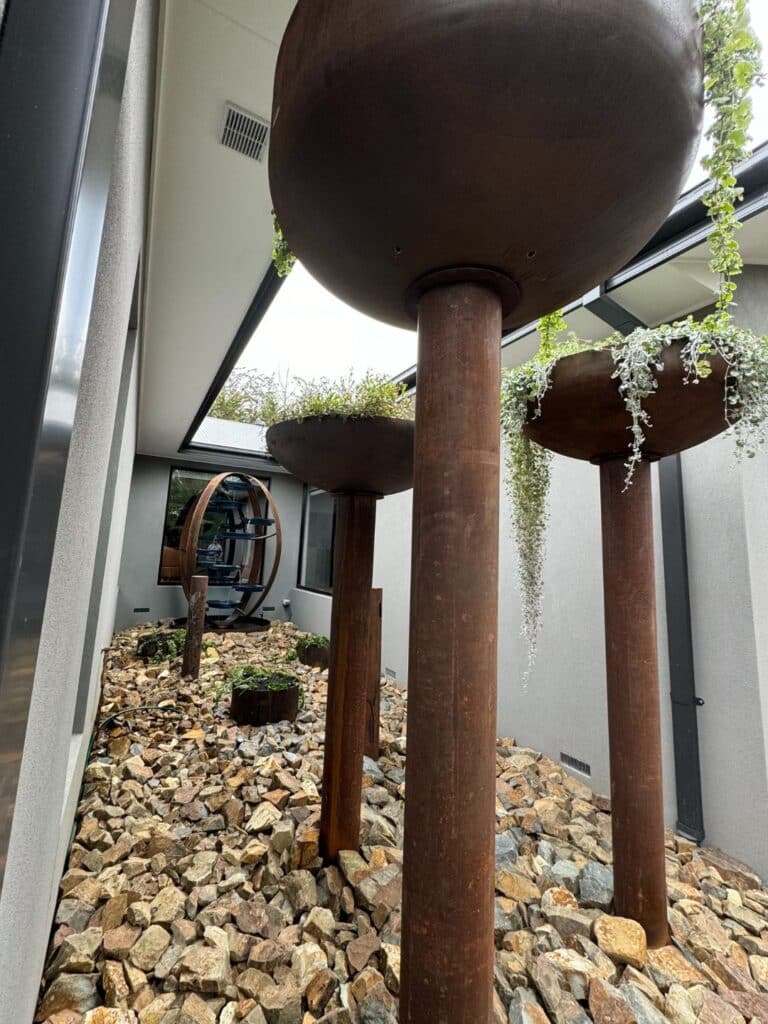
xmin=500 ymin=0 xmax=766 ymax=669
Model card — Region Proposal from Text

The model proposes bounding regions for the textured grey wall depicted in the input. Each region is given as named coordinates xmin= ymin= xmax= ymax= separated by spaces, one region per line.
xmin=0 ymin=4 xmax=156 ymax=1021
xmin=116 ymin=455 xmax=305 ymax=629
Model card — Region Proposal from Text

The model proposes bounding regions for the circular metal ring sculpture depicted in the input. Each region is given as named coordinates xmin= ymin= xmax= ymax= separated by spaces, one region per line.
xmin=179 ymin=473 xmax=282 ymax=630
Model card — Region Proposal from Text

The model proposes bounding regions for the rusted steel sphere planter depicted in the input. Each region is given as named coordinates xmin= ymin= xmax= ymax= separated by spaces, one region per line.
xmin=271 ymin=1 xmax=702 ymax=1018
xmin=525 ymin=340 xmax=729 ymax=949
xmin=270 ymin=0 xmax=702 ymax=333
xmin=266 ymin=417 xmax=414 ymax=862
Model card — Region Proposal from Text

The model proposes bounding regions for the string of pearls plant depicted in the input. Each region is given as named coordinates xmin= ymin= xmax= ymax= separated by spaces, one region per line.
xmin=500 ymin=0 xmax=767 ymax=669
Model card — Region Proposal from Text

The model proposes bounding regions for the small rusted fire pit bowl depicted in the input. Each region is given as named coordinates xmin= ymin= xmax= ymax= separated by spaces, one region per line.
xmin=266 ymin=416 xmax=414 ymax=495
xmin=524 ymin=341 xmax=730 ymax=462
xmin=229 ymin=671 xmax=300 ymax=727
xmin=296 ymin=641 xmax=330 ymax=671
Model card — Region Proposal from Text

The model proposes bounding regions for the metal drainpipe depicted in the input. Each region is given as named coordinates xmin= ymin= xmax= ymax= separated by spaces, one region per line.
xmin=584 ymin=287 xmax=706 ymax=843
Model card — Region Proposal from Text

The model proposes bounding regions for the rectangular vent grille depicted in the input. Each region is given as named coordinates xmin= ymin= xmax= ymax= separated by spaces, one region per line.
xmin=561 ymin=752 xmax=591 ymax=777
xmin=221 ymin=103 xmax=270 ymax=161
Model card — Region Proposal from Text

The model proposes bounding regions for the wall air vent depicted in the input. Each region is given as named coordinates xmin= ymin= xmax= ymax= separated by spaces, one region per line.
xmin=220 ymin=103 xmax=270 ymax=162
xmin=561 ymin=752 xmax=591 ymax=777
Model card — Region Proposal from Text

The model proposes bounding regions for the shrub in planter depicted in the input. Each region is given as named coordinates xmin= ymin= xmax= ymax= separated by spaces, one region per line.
xmin=500 ymin=0 xmax=767 ymax=670
xmin=136 ymin=628 xmax=186 ymax=664
xmin=228 ymin=665 xmax=302 ymax=726
xmin=294 ymin=633 xmax=330 ymax=670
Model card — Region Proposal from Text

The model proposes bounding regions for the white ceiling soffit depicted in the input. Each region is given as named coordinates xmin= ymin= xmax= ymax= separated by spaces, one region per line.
xmin=138 ymin=0 xmax=296 ymax=459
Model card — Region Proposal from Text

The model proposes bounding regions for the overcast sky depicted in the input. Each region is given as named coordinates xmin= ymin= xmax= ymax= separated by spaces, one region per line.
xmin=236 ymin=5 xmax=768 ymax=389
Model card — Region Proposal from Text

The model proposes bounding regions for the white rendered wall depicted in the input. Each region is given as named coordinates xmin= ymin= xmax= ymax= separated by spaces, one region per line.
xmin=0 ymin=6 xmax=155 ymax=1021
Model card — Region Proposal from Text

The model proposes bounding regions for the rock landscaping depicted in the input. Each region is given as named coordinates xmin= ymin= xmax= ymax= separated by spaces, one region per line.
xmin=37 ymin=622 xmax=768 ymax=1024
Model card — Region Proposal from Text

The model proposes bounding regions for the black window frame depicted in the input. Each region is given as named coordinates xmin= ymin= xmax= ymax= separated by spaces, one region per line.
xmin=156 ymin=463 xmax=272 ymax=587
xmin=296 ymin=484 xmax=336 ymax=596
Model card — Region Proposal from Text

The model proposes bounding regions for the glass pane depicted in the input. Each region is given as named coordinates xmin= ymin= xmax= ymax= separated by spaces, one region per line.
xmin=300 ymin=488 xmax=334 ymax=594
xmin=160 ymin=469 xmax=268 ymax=585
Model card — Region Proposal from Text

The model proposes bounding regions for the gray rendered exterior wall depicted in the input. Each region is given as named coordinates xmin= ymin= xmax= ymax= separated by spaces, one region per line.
xmin=0 ymin=5 xmax=155 ymax=1021
xmin=116 ymin=455 xmax=305 ymax=629
xmin=374 ymin=266 xmax=768 ymax=880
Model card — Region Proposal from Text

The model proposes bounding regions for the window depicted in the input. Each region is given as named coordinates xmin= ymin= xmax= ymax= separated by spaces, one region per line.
xmin=298 ymin=486 xmax=335 ymax=594
xmin=158 ymin=467 xmax=271 ymax=585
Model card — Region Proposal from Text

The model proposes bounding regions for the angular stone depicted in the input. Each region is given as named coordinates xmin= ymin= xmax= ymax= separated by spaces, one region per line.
xmin=47 ymin=928 xmax=103 ymax=976
xmin=177 ymin=943 xmax=231 ymax=995
xmin=580 ymin=863 xmax=614 ymax=911
xmin=621 ymin=984 xmax=670 ymax=1024
xmin=82 ymin=1011 xmax=139 ymax=1024
xmin=283 ymin=870 xmax=317 ymax=914
xmin=130 ymin=925 xmax=171 ymax=971
xmin=664 ymin=984 xmax=696 ymax=1024
xmin=36 ymin=974 xmax=99 ymax=1020
xmin=645 ymin=946 xmax=711 ymax=992
xmin=508 ymin=988 xmax=551 ymax=1024
xmin=593 ymin=916 xmax=647 ymax=970
xmin=697 ymin=991 xmax=746 ymax=1024
xmin=381 ymin=943 xmax=400 ymax=995
xmin=496 ymin=869 xmax=540 ymax=903
xmin=305 ymin=968 xmax=338 ymax=1014
xmin=245 ymin=803 xmax=282 ymax=833
xmin=291 ymin=941 xmax=327 ymax=993
xmin=543 ymin=949 xmax=602 ymax=1001
xmin=104 ymin=924 xmax=142 ymax=960
xmin=357 ymin=980 xmax=398 ymax=1024
xmin=588 ymin=978 xmax=638 ymax=1024
xmin=149 ymin=887 xmax=187 ymax=926
xmin=751 ymin=954 xmax=768 ymax=991
xmin=346 ymin=932 xmax=380 ymax=974
xmin=259 ymin=979 xmax=301 ymax=1024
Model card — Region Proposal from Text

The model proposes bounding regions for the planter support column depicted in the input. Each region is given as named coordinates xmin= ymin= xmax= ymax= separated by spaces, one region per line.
xmin=401 ymin=282 xmax=501 ymax=1024
xmin=600 ymin=457 xmax=669 ymax=948
xmin=320 ymin=492 xmax=378 ymax=861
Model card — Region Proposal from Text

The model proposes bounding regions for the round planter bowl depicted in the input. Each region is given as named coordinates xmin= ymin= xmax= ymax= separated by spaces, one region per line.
xmin=230 ymin=685 xmax=300 ymax=727
xmin=270 ymin=0 xmax=702 ymax=330
xmin=523 ymin=342 xmax=730 ymax=462
xmin=298 ymin=643 xmax=330 ymax=671
xmin=266 ymin=416 xmax=415 ymax=495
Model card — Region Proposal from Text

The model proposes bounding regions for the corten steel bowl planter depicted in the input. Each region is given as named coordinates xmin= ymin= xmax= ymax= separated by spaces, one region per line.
xmin=230 ymin=683 xmax=300 ymax=727
xmin=270 ymin=0 xmax=703 ymax=330
xmin=267 ymin=415 xmax=413 ymax=867
xmin=266 ymin=416 xmax=414 ymax=496
xmin=524 ymin=341 xmax=730 ymax=461
xmin=524 ymin=338 xmax=731 ymax=949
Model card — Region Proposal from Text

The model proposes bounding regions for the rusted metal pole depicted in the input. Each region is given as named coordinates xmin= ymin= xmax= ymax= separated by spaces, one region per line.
xmin=600 ymin=457 xmax=669 ymax=948
xmin=401 ymin=283 xmax=501 ymax=1024
xmin=365 ymin=588 xmax=383 ymax=760
xmin=320 ymin=493 xmax=378 ymax=860
xmin=182 ymin=575 xmax=208 ymax=679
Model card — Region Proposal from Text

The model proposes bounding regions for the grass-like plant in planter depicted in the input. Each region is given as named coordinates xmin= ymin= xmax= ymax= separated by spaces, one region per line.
xmin=500 ymin=0 xmax=766 ymax=947
xmin=227 ymin=664 xmax=302 ymax=726
xmin=136 ymin=628 xmax=187 ymax=664
xmin=259 ymin=372 xmax=414 ymax=861
xmin=293 ymin=633 xmax=330 ymax=671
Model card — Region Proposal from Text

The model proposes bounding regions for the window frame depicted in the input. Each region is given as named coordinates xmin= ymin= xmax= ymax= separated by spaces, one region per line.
xmin=156 ymin=463 xmax=272 ymax=587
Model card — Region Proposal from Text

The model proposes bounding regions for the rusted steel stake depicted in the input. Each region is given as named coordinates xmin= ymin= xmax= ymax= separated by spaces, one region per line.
xmin=182 ymin=575 xmax=208 ymax=680
xmin=365 ymin=588 xmax=383 ymax=761
xmin=320 ymin=493 xmax=378 ymax=861
xmin=401 ymin=283 xmax=501 ymax=1024
xmin=600 ymin=457 xmax=669 ymax=948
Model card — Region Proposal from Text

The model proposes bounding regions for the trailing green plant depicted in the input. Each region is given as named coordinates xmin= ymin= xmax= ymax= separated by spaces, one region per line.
xmin=272 ymin=212 xmax=296 ymax=277
xmin=500 ymin=0 xmax=766 ymax=669
xmin=212 ymin=369 xmax=414 ymax=428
